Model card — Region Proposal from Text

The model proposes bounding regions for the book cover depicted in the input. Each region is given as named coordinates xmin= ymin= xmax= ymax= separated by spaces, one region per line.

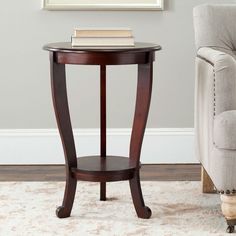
xmin=74 ymin=28 xmax=133 ymax=38
xmin=71 ymin=36 xmax=135 ymax=47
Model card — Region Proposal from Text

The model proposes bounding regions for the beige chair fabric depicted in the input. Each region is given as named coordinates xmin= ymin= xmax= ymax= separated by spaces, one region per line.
xmin=214 ymin=110 xmax=236 ymax=150
xmin=194 ymin=4 xmax=236 ymax=59
xmin=194 ymin=4 xmax=236 ymax=192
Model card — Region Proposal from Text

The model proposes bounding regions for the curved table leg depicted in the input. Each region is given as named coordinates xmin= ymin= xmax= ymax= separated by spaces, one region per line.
xmin=56 ymin=175 xmax=77 ymax=218
xmin=50 ymin=52 xmax=77 ymax=218
xmin=129 ymin=62 xmax=153 ymax=219
xmin=129 ymin=171 xmax=152 ymax=219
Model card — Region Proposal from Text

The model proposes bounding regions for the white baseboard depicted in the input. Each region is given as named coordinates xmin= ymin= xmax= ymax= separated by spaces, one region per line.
xmin=0 ymin=128 xmax=196 ymax=165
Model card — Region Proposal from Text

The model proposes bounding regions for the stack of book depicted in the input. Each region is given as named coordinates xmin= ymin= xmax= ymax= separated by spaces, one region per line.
xmin=71 ymin=28 xmax=134 ymax=47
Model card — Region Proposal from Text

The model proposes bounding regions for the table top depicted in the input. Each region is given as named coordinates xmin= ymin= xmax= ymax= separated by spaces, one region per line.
xmin=43 ymin=42 xmax=161 ymax=53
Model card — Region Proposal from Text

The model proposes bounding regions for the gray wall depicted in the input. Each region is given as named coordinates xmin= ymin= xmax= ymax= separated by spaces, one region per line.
xmin=0 ymin=0 xmax=235 ymax=129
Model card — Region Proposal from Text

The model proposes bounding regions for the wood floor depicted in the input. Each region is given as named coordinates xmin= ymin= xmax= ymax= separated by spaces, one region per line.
xmin=0 ymin=164 xmax=201 ymax=181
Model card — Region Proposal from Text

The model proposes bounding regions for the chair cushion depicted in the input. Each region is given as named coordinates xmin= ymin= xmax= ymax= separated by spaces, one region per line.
xmin=214 ymin=110 xmax=236 ymax=150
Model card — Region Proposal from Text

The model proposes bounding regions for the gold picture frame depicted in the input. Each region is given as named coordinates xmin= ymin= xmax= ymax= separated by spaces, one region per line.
xmin=43 ymin=0 xmax=164 ymax=11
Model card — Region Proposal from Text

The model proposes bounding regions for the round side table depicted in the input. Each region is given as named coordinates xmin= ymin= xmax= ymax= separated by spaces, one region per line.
xmin=43 ymin=42 xmax=161 ymax=219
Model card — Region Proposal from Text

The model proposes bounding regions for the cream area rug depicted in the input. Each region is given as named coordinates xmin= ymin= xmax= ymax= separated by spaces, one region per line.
xmin=0 ymin=181 xmax=228 ymax=236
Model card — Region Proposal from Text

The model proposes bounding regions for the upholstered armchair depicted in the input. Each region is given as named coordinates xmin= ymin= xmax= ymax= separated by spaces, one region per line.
xmin=194 ymin=4 xmax=236 ymax=233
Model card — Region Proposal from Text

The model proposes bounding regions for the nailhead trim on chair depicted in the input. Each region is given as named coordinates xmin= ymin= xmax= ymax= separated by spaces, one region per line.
xmin=199 ymin=59 xmax=234 ymax=195
xmin=213 ymin=68 xmax=217 ymax=147
xmin=213 ymin=69 xmax=216 ymax=117
xmin=218 ymin=189 xmax=236 ymax=195
xmin=212 ymin=68 xmax=236 ymax=196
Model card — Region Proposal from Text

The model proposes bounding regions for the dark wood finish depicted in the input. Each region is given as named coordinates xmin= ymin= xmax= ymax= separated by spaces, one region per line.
xmin=43 ymin=42 xmax=160 ymax=66
xmin=71 ymin=156 xmax=136 ymax=182
xmin=130 ymin=171 xmax=151 ymax=219
xmin=130 ymin=63 xmax=153 ymax=166
xmin=50 ymin=52 xmax=77 ymax=168
xmin=56 ymin=51 xmax=154 ymax=65
xmin=0 ymin=164 xmax=201 ymax=181
xmin=44 ymin=42 xmax=161 ymax=219
xmin=129 ymin=62 xmax=153 ymax=218
xmin=100 ymin=65 xmax=106 ymax=201
xmin=43 ymin=42 xmax=161 ymax=53
xmin=50 ymin=52 xmax=77 ymax=218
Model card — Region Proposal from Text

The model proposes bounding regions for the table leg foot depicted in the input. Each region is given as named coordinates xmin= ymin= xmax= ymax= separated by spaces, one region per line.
xmin=56 ymin=177 xmax=77 ymax=218
xmin=129 ymin=172 xmax=152 ymax=219
xmin=56 ymin=206 xmax=67 ymax=218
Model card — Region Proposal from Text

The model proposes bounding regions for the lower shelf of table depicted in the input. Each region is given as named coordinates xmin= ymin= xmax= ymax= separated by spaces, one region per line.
xmin=71 ymin=156 xmax=138 ymax=182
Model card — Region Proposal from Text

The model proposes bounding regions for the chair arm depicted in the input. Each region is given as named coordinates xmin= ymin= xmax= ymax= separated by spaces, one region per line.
xmin=197 ymin=47 xmax=236 ymax=115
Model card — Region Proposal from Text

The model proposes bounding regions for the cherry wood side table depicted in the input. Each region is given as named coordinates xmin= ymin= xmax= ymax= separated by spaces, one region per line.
xmin=43 ymin=42 xmax=161 ymax=219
